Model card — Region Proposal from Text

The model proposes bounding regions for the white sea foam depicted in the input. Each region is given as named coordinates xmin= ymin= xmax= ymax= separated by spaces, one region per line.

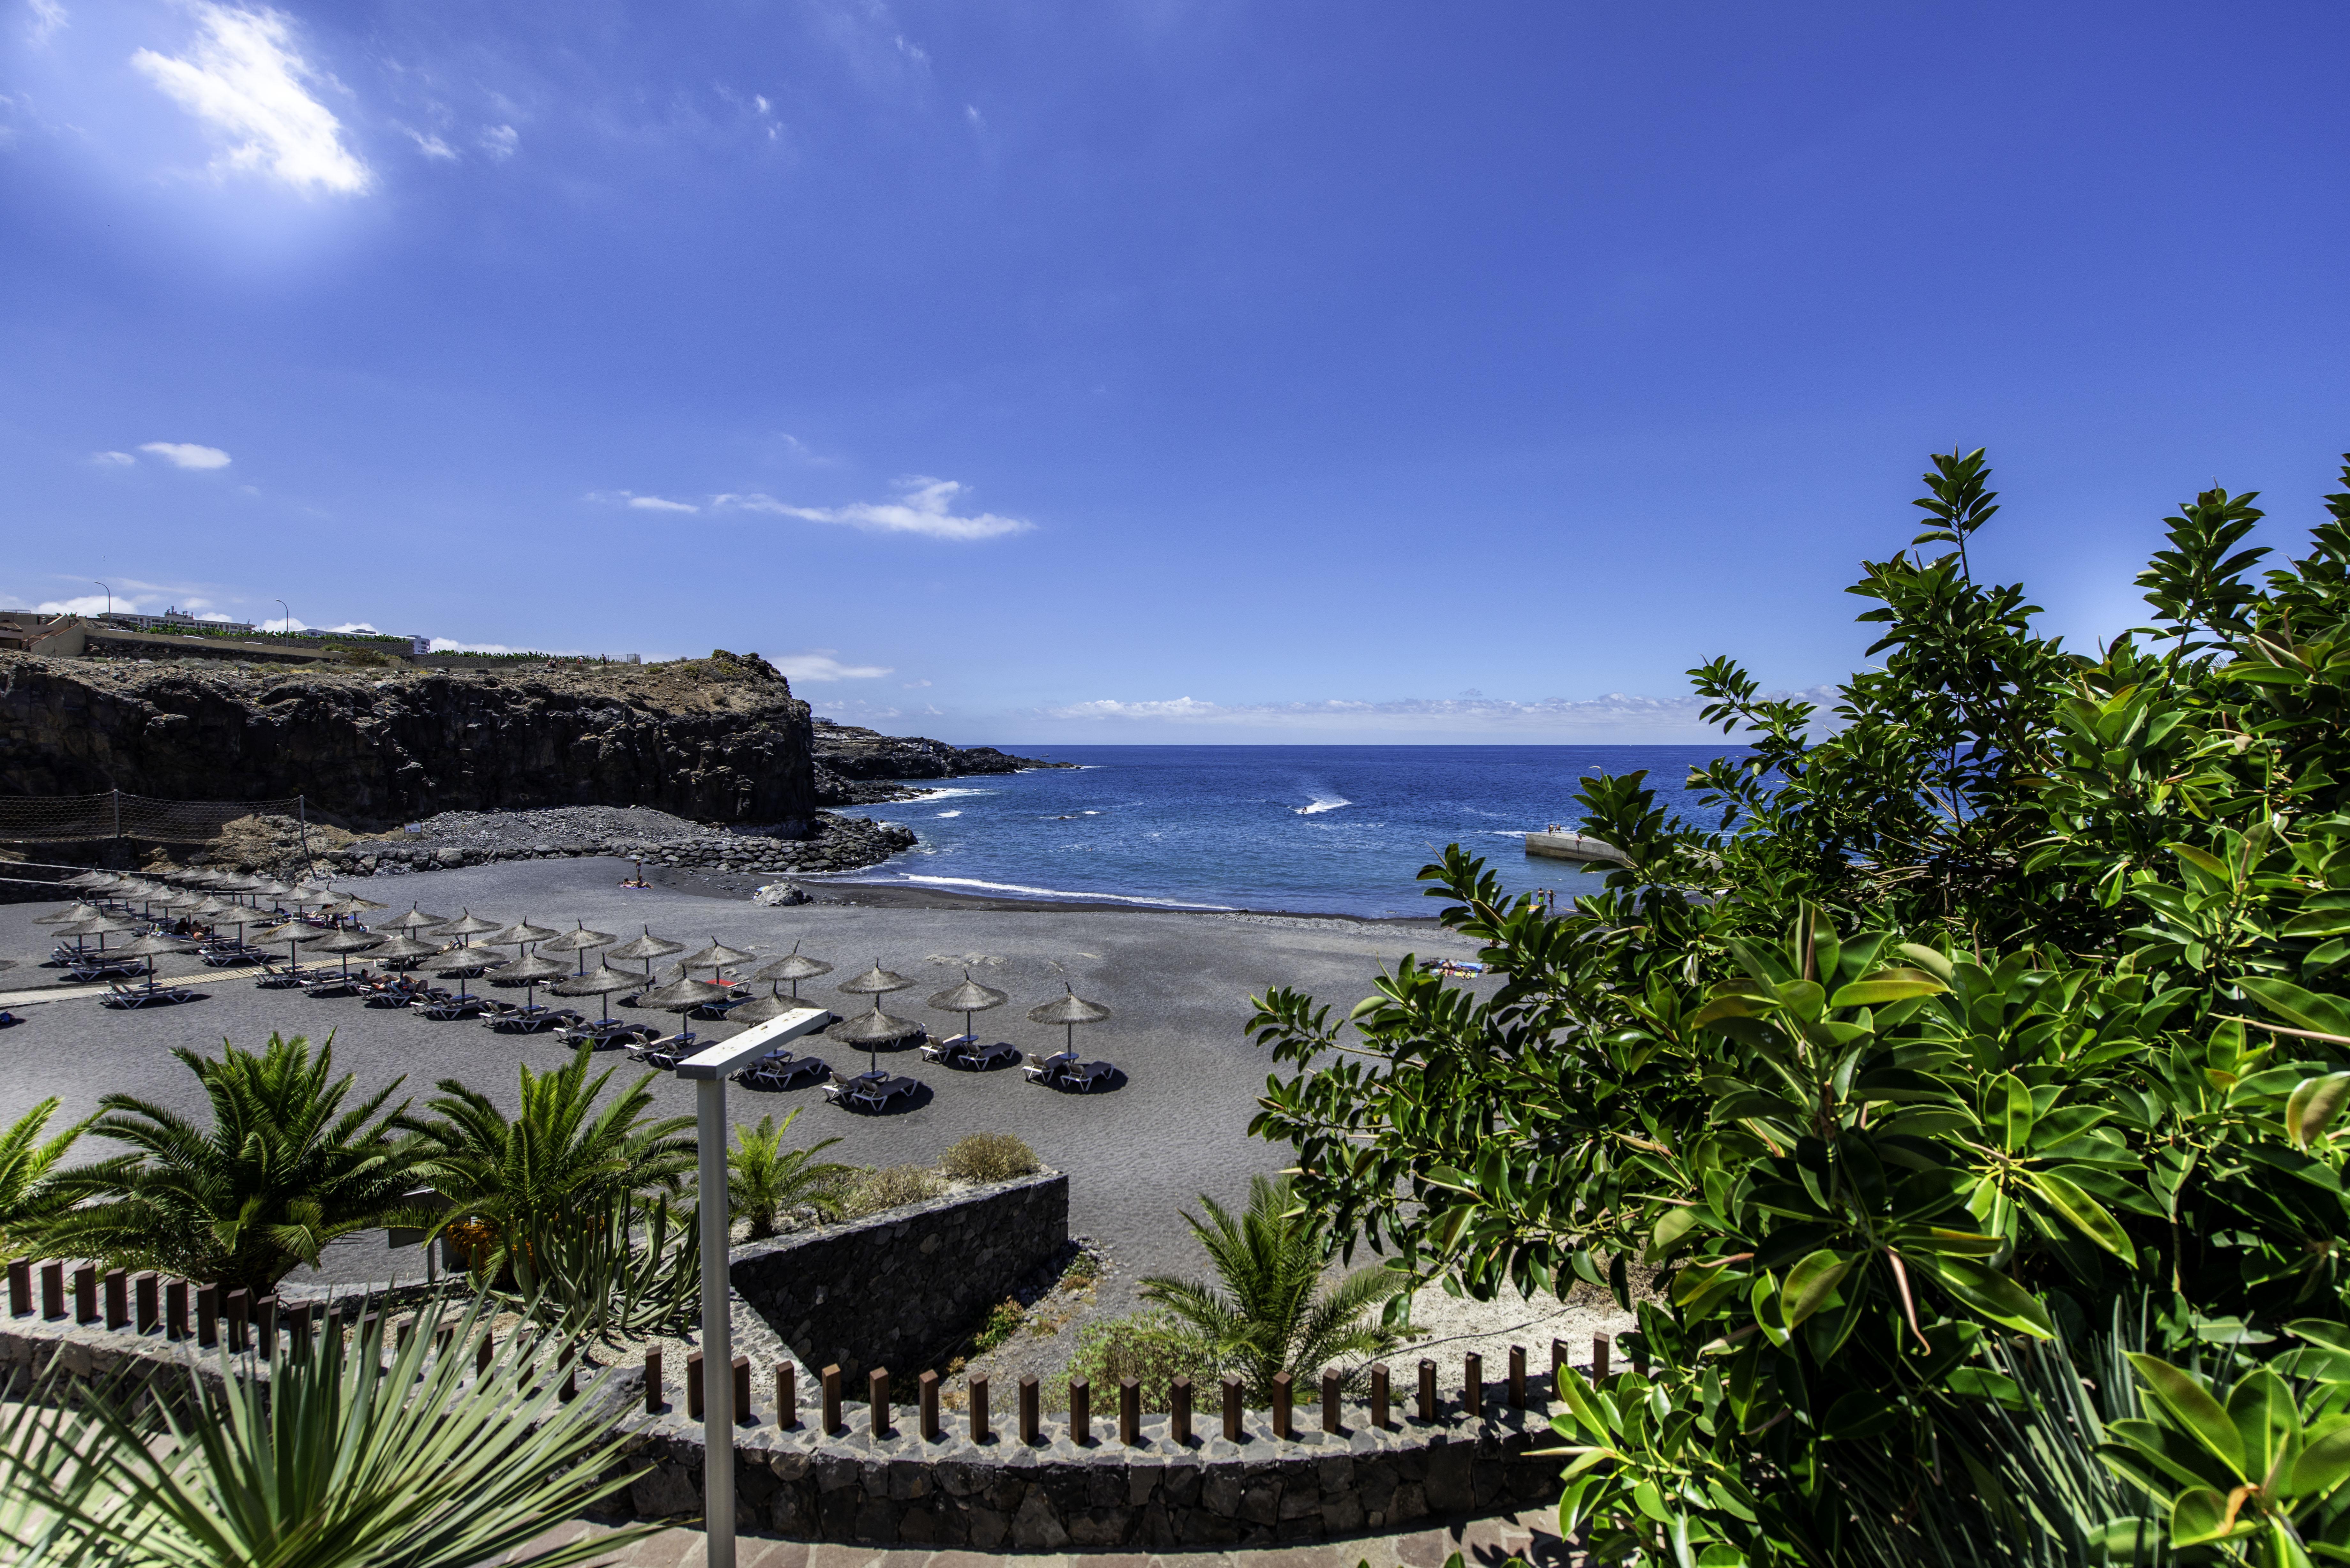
xmin=1295 ymin=795 xmax=1351 ymax=816
xmin=911 ymin=786 xmax=997 ymax=800
xmin=888 ymin=870 xmax=1241 ymax=907
xmin=935 ymin=810 xmax=962 ymax=818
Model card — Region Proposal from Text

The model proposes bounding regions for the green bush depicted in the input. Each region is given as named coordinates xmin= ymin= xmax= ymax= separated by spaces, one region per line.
xmin=845 ymin=1164 xmax=944 ymax=1217
xmin=1046 ymin=1312 xmax=1222 ymax=1414
xmin=1247 ymin=448 xmax=2350 ymax=1564
xmin=939 ymin=1132 xmax=1040 ymax=1182
xmin=972 ymin=1297 xmax=1027 ymax=1353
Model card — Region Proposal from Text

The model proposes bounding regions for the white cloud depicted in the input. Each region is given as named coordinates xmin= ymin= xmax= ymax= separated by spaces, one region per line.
xmin=319 ymin=620 xmax=380 ymax=633
xmin=479 ymin=124 xmax=517 ymax=159
xmin=132 ymin=4 xmax=372 ymax=195
xmin=1032 ymin=688 xmax=1843 ymax=741
xmin=425 ymin=637 xmax=591 ymax=655
xmin=27 ymin=0 xmax=65 ymax=45
xmin=714 ymin=477 xmax=1033 ymax=541
xmin=401 ymin=125 xmax=455 ymax=160
xmin=139 ymin=441 xmax=231 ymax=469
xmin=33 ymin=593 xmax=144 ymax=617
xmin=90 ymin=450 xmax=135 ymax=466
xmin=901 ymin=679 xmax=931 ymax=689
xmin=772 ymin=650 xmax=893 ymax=682
xmin=627 ymin=494 xmax=698 ymax=513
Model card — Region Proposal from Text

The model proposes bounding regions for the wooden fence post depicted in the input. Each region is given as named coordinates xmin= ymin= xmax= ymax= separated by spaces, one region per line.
xmin=776 ymin=1362 xmax=796 ymax=1427
xmin=970 ymin=1373 xmax=989 ymax=1442
xmin=1417 ymin=1358 xmax=1437 ymax=1421
xmin=1120 ymin=1377 xmax=1141 ymax=1446
xmin=1509 ymin=1345 xmax=1526 ymax=1408
xmin=1171 ymin=1375 xmax=1193 ymax=1446
xmin=869 ymin=1367 xmax=890 ymax=1436
xmin=1271 ymin=1371 xmax=1292 ymax=1439
xmin=920 ymin=1370 xmax=941 ymax=1441
xmin=645 ymin=1348 xmax=664 ymax=1414
xmin=1070 ymin=1378 xmax=1091 ymax=1445
xmin=1018 ymin=1374 xmax=1040 ymax=1445
xmin=1464 ymin=1353 xmax=1483 ymax=1419
xmin=1223 ymin=1373 xmax=1243 ymax=1440
xmin=1371 ymin=1363 xmax=1391 ymax=1429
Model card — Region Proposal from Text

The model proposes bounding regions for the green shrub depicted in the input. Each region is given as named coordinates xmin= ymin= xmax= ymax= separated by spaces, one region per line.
xmin=846 ymin=1164 xmax=944 ymax=1217
xmin=939 ymin=1132 xmax=1040 ymax=1182
xmin=972 ymin=1297 xmax=1027 ymax=1353
xmin=1045 ymin=1312 xmax=1222 ymax=1414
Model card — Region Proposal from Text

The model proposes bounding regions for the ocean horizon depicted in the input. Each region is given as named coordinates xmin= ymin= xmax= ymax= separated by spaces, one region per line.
xmin=816 ymin=742 xmax=1744 ymax=919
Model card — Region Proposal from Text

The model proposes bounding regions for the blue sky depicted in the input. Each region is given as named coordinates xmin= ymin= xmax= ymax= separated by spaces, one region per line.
xmin=3 ymin=2 xmax=2346 ymax=744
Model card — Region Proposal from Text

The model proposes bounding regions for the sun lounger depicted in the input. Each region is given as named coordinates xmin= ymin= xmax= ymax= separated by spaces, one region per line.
xmin=735 ymin=1052 xmax=830 ymax=1090
xmin=302 ymin=974 xmax=360 ymax=998
xmin=484 ymin=1004 xmax=577 ymax=1034
xmin=630 ymin=1030 xmax=698 ymax=1068
xmin=102 ymin=980 xmax=196 ymax=1009
xmin=68 ymin=958 xmax=148 ymax=984
xmin=823 ymin=1071 xmax=921 ymax=1111
xmin=197 ymin=943 xmax=267 ymax=968
xmin=416 ymin=994 xmax=489 ymax=1020
xmin=925 ymin=1037 xmax=1021 ymax=1070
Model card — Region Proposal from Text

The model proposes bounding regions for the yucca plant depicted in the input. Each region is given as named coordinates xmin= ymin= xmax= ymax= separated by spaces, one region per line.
xmin=0 ymin=1290 xmax=660 ymax=1568
xmin=0 ymin=1096 xmax=85 ymax=1259
xmin=1139 ymin=1173 xmax=1404 ymax=1400
xmin=402 ymin=1043 xmax=695 ymax=1277
xmin=727 ymin=1108 xmax=854 ymax=1240
xmin=42 ymin=1035 xmax=421 ymax=1295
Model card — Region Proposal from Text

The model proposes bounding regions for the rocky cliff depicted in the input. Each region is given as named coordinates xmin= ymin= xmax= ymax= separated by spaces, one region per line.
xmin=0 ymin=650 xmax=815 ymax=829
xmin=810 ymin=721 xmax=1065 ymax=805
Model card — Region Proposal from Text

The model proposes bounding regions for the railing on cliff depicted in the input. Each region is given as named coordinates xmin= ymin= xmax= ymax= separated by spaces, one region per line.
xmin=0 ymin=791 xmax=307 ymax=844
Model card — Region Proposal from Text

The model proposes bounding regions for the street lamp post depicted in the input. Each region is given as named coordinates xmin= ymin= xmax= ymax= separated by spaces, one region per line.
xmin=673 ymin=1006 xmax=830 ymax=1568
xmin=93 ymin=582 xmax=110 ymax=618
xmin=277 ymin=600 xmax=291 ymax=636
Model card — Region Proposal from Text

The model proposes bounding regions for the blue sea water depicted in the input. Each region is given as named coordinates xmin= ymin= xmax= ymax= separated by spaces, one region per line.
xmin=820 ymin=744 xmax=1743 ymax=918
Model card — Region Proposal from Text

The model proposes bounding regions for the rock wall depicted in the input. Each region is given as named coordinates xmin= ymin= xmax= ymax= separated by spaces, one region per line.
xmin=0 ymin=651 xmax=815 ymax=829
xmin=809 ymin=722 xmax=1068 ymax=806
xmin=731 ymin=1173 xmax=1068 ymax=1380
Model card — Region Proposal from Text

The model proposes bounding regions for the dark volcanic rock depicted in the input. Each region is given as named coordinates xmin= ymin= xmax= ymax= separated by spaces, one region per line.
xmin=810 ymin=722 xmax=1065 ymax=806
xmin=0 ymin=650 xmax=815 ymax=830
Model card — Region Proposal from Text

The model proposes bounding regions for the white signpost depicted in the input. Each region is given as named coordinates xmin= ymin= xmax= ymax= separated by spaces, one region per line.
xmin=674 ymin=1006 xmax=831 ymax=1568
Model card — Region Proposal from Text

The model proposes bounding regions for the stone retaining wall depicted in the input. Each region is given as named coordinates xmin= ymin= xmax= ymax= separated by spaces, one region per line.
xmin=729 ymin=1172 xmax=1068 ymax=1380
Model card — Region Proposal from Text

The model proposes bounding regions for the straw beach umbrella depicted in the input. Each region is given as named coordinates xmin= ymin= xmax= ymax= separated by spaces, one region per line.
xmin=721 ymin=991 xmax=809 ymax=1026
xmin=928 ymin=970 xmax=1009 ymax=1049
xmin=487 ymin=950 xmax=569 ymax=1009
xmin=829 ymin=999 xmax=924 ymax=1078
xmin=551 ymin=961 xmax=641 ymax=1027
xmin=384 ymin=905 xmax=450 ymax=936
xmin=636 ymin=973 xmax=730 ymax=1015
xmin=541 ymin=923 xmax=617 ymax=975
xmin=751 ymin=943 xmax=831 ymax=1000
xmin=309 ymin=927 xmax=385 ymax=979
xmin=838 ymin=960 xmax=913 ymax=999
xmin=34 ymin=902 xmax=104 ymax=927
xmin=680 ymin=939 xmax=756 ymax=975
xmin=366 ymin=933 xmax=443 ymax=969
xmin=1027 ymin=984 xmax=1111 ymax=1059
xmin=483 ymin=919 xmax=560 ymax=951
xmin=606 ymin=927 xmax=685 ymax=984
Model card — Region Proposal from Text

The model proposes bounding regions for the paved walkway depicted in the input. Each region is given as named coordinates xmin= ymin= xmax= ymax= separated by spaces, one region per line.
xmin=511 ymin=1508 xmax=1572 ymax=1568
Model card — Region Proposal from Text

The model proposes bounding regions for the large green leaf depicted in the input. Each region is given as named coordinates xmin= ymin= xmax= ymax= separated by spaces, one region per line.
xmin=2237 ymin=977 xmax=2350 ymax=1040
xmin=2287 ymin=1073 xmax=2350 ymax=1149
xmin=1780 ymin=1249 xmax=1854 ymax=1328
xmin=2025 ymin=1167 xmax=2133 ymax=1258
xmin=1828 ymin=969 xmax=1949 ymax=1009
xmin=2129 ymin=1355 xmax=2248 ymax=1475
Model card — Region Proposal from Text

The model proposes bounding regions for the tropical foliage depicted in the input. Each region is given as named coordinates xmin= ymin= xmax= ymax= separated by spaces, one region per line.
xmin=1248 ymin=450 xmax=2350 ymax=1563
xmin=0 ymin=1097 xmax=83 ymax=1260
xmin=726 ymin=1107 xmax=853 ymax=1240
xmin=42 ymin=1036 xmax=420 ymax=1296
xmin=401 ymin=1043 xmax=695 ymax=1278
xmin=0 ymin=1290 xmax=659 ymax=1568
xmin=1139 ymin=1173 xmax=1404 ymax=1401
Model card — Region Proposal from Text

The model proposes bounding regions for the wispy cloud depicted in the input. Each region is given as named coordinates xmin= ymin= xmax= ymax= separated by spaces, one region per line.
xmin=399 ymin=124 xmax=455 ymax=160
xmin=479 ymin=124 xmax=516 ymax=160
xmin=26 ymin=0 xmax=65 ymax=46
xmin=90 ymin=450 xmax=136 ymax=466
xmin=1033 ymin=688 xmax=1841 ymax=740
xmin=139 ymin=441 xmax=231 ymax=469
xmin=714 ymin=477 xmax=1032 ymax=541
xmin=772 ymin=650 xmax=893 ymax=682
xmin=587 ymin=490 xmax=698 ymax=513
xmin=132 ymin=4 xmax=372 ymax=195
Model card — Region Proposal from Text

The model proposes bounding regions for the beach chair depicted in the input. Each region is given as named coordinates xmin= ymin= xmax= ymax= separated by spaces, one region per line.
xmin=102 ymin=980 xmax=195 ymax=1009
xmin=301 ymin=973 xmax=360 ymax=999
xmin=1023 ymin=1050 xmax=1079 ymax=1086
xmin=736 ymin=1052 xmax=830 ymax=1090
xmin=1063 ymin=1059 xmax=1118 ymax=1092
xmin=416 ymin=994 xmax=488 ymax=1021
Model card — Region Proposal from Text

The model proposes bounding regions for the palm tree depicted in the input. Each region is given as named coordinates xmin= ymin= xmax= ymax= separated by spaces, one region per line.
xmin=1139 ymin=1174 xmax=1405 ymax=1400
xmin=401 ymin=1044 xmax=694 ymax=1277
xmin=0 ymin=1097 xmax=86 ymax=1260
xmin=727 ymin=1108 xmax=854 ymax=1240
xmin=0 ymin=1290 xmax=663 ymax=1568
xmin=43 ymin=1036 xmax=419 ymax=1296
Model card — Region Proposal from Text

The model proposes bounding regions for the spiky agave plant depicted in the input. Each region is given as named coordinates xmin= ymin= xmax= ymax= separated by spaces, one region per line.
xmin=0 ymin=1291 xmax=661 ymax=1568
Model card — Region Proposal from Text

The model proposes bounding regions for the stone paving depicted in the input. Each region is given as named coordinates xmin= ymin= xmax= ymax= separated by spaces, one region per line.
xmin=508 ymin=1506 xmax=1575 ymax=1568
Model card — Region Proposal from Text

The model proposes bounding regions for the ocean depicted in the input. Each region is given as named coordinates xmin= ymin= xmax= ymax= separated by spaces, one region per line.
xmin=818 ymin=744 xmax=1742 ymax=918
